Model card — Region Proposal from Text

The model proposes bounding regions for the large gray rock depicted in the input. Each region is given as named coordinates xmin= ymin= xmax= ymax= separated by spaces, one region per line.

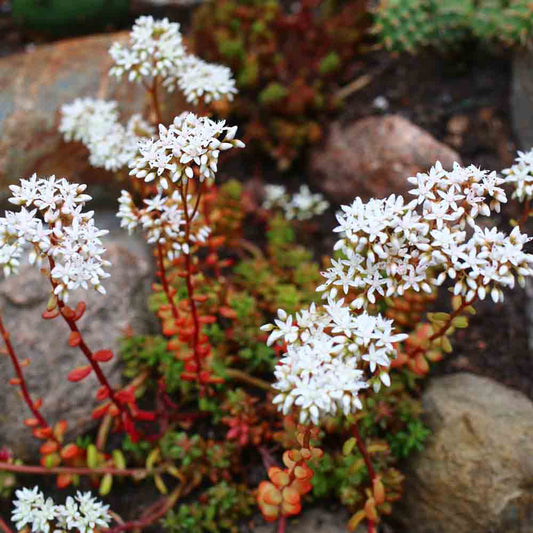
xmin=310 ymin=115 xmax=461 ymax=203
xmin=400 ymin=373 xmax=533 ymax=533
xmin=0 ymin=33 xmax=184 ymax=204
xmin=0 ymin=239 xmax=152 ymax=460
xmin=512 ymin=42 xmax=533 ymax=151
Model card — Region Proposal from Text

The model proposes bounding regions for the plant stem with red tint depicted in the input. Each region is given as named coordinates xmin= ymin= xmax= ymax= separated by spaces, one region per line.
xmin=518 ymin=198 xmax=531 ymax=227
xmin=157 ymin=242 xmax=180 ymax=322
xmin=0 ymin=461 xmax=156 ymax=478
xmin=147 ymin=76 xmax=163 ymax=126
xmin=47 ymin=258 xmax=137 ymax=437
xmin=179 ymin=183 xmax=205 ymax=391
xmin=105 ymin=484 xmax=186 ymax=533
xmin=352 ymin=423 xmax=378 ymax=533
xmin=0 ymin=313 xmax=55 ymax=439
xmin=0 ymin=517 xmax=14 ymax=533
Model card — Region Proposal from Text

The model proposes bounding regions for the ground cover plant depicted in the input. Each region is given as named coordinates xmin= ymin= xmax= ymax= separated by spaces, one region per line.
xmin=189 ymin=0 xmax=370 ymax=170
xmin=1 ymin=12 xmax=533 ymax=533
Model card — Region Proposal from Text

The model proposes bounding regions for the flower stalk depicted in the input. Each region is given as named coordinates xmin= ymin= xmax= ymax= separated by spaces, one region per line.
xmin=0 ymin=312 xmax=56 ymax=441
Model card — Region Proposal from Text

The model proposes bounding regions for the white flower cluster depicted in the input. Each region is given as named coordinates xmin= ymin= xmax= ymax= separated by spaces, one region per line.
xmin=261 ymin=300 xmax=406 ymax=424
xmin=109 ymin=16 xmax=237 ymax=105
xmin=164 ymin=55 xmax=238 ymax=105
xmin=118 ymin=189 xmax=210 ymax=258
xmin=129 ymin=112 xmax=245 ymax=188
xmin=0 ymin=175 xmax=110 ymax=301
xmin=109 ymin=16 xmax=186 ymax=83
xmin=320 ymin=162 xmax=533 ymax=307
xmin=60 ymin=98 xmax=154 ymax=172
xmin=12 ymin=486 xmax=111 ymax=533
xmin=263 ymin=184 xmax=329 ymax=221
xmin=503 ymin=148 xmax=533 ymax=202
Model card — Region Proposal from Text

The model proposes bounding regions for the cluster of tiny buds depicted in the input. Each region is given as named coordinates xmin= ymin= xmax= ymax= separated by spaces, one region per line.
xmin=319 ymin=162 xmax=533 ymax=308
xmin=109 ymin=16 xmax=237 ymax=106
xmin=0 ymin=175 xmax=110 ymax=301
xmin=129 ymin=112 xmax=245 ymax=188
xmin=11 ymin=486 xmax=111 ymax=533
xmin=261 ymin=298 xmax=406 ymax=425
xmin=60 ymin=98 xmax=154 ymax=172
xmin=117 ymin=189 xmax=210 ymax=259
xmin=263 ymin=184 xmax=329 ymax=221
xmin=502 ymin=147 xmax=533 ymax=202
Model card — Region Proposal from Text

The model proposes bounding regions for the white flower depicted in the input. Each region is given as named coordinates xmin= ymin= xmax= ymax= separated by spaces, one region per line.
xmin=320 ymin=162 xmax=530 ymax=308
xmin=117 ymin=189 xmax=210 ymax=260
xmin=60 ymin=99 xmax=154 ymax=172
xmin=262 ymin=184 xmax=289 ymax=210
xmin=109 ymin=16 xmax=186 ymax=84
xmin=59 ymin=98 xmax=119 ymax=144
xmin=164 ymin=55 xmax=238 ymax=105
xmin=129 ymin=112 xmax=244 ymax=186
xmin=265 ymin=301 xmax=406 ymax=424
xmin=503 ymin=147 xmax=533 ymax=201
xmin=261 ymin=308 xmax=299 ymax=346
xmin=1 ymin=175 xmax=110 ymax=301
xmin=12 ymin=487 xmax=111 ymax=533
xmin=285 ymin=185 xmax=329 ymax=221
xmin=262 ymin=184 xmax=329 ymax=221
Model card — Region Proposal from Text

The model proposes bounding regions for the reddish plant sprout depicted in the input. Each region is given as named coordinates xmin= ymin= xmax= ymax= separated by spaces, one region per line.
xmin=257 ymin=426 xmax=323 ymax=523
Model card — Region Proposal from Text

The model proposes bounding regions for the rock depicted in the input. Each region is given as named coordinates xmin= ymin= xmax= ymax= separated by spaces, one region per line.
xmin=253 ymin=508 xmax=359 ymax=533
xmin=512 ymin=42 xmax=533 ymax=151
xmin=310 ymin=115 xmax=461 ymax=203
xmin=0 ymin=238 xmax=153 ymax=461
xmin=400 ymin=373 xmax=533 ymax=533
xmin=0 ymin=33 xmax=184 ymax=205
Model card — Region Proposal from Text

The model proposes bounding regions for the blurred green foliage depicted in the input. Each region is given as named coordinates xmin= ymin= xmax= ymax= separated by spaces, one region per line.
xmin=12 ymin=0 xmax=130 ymax=36
xmin=374 ymin=0 xmax=533 ymax=53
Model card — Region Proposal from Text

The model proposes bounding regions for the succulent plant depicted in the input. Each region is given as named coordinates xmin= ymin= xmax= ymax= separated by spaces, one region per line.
xmin=374 ymin=0 xmax=533 ymax=53
xmin=190 ymin=0 xmax=370 ymax=169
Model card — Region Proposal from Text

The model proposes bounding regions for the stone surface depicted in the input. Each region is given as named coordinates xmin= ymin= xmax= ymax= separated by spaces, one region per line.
xmin=253 ymin=508 xmax=359 ymax=533
xmin=310 ymin=115 xmax=461 ymax=203
xmin=512 ymin=42 xmax=533 ymax=151
xmin=0 ymin=33 xmax=184 ymax=205
xmin=400 ymin=373 xmax=533 ymax=533
xmin=0 ymin=238 xmax=153 ymax=460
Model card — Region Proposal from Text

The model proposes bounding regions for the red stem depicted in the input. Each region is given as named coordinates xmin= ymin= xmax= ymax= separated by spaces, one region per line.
xmin=277 ymin=516 xmax=287 ymax=533
xmin=156 ymin=243 xmax=179 ymax=322
xmin=47 ymin=258 xmax=136 ymax=433
xmin=0 ymin=313 xmax=53 ymax=434
xmin=519 ymin=199 xmax=531 ymax=227
xmin=351 ymin=423 xmax=376 ymax=482
xmin=179 ymin=183 xmax=204 ymax=391
xmin=0 ymin=517 xmax=14 ymax=533
xmin=0 ymin=461 xmax=153 ymax=478
xmin=61 ymin=307 xmax=132 ymax=423
xmin=149 ymin=77 xmax=163 ymax=126
xmin=352 ymin=423 xmax=378 ymax=533
xmin=105 ymin=486 xmax=183 ymax=533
